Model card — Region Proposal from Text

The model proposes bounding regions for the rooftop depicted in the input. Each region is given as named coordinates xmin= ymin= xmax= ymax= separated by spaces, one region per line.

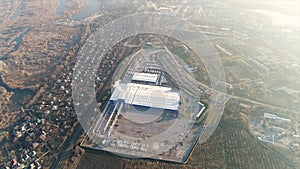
xmin=110 ymin=83 xmax=180 ymax=111
xmin=132 ymin=72 xmax=159 ymax=83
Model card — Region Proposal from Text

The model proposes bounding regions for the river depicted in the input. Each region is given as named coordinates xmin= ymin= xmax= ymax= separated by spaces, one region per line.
xmin=0 ymin=75 xmax=35 ymax=104
xmin=56 ymin=0 xmax=100 ymax=20
xmin=56 ymin=0 xmax=69 ymax=15
xmin=9 ymin=8 xmax=20 ymax=21
xmin=73 ymin=0 xmax=100 ymax=20
xmin=252 ymin=9 xmax=300 ymax=27
xmin=0 ymin=28 xmax=31 ymax=61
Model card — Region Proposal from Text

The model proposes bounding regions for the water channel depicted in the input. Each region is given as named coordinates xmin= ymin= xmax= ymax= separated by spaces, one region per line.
xmin=56 ymin=0 xmax=100 ymax=20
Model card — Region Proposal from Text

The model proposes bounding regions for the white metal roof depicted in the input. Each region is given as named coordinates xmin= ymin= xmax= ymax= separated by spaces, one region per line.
xmin=132 ymin=73 xmax=158 ymax=83
xmin=110 ymin=83 xmax=180 ymax=111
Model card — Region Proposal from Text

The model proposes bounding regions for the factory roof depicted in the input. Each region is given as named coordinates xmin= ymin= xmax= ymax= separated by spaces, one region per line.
xmin=110 ymin=83 xmax=180 ymax=111
xmin=132 ymin=73 xmax=159 ymax=83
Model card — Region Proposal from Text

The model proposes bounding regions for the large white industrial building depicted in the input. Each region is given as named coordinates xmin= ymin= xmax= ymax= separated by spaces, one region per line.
xmin=131 ymin=72 xmax=159 ymax=84
xmin=110 ymin=73 xmax=180 ymax=111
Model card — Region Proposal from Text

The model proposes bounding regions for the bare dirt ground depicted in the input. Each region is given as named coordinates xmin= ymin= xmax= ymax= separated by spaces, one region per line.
xmin=116 ymin=113 xmax=176 ymax=138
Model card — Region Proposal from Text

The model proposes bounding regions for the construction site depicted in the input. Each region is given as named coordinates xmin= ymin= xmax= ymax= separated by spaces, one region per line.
xmin=81 ymin=42 xmax=208 ymax=163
